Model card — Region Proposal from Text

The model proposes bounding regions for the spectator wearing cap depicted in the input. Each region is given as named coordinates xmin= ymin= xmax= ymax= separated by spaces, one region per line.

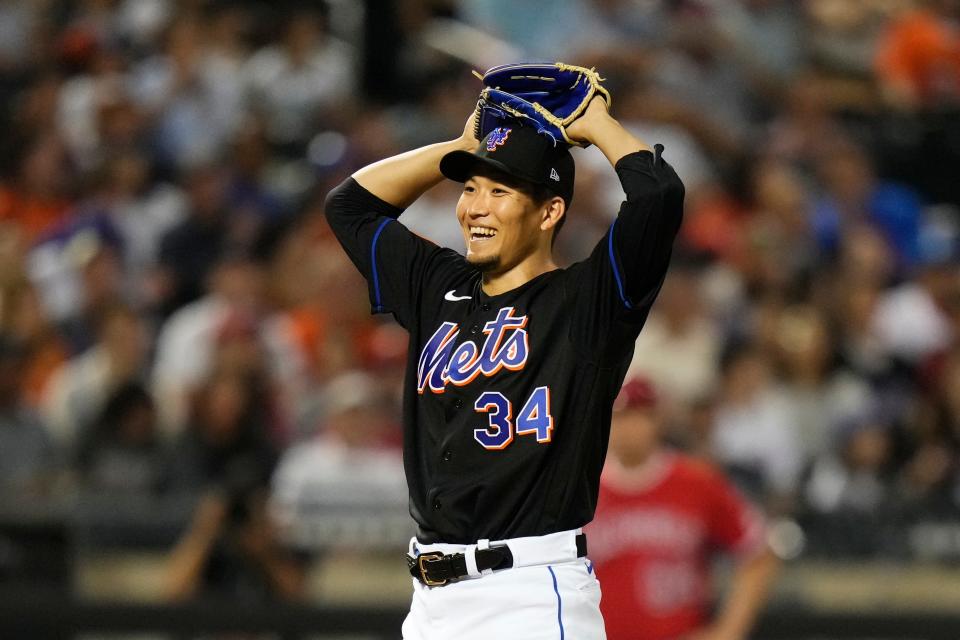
xmin=586 ymin=378 xmax=780 ymax=640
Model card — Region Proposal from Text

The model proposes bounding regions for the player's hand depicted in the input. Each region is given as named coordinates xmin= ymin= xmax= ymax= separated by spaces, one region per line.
xmin=458 ymin=109 xmax=480 ymax=149
xmin=565 ymin=95 xmax=611 ymax=147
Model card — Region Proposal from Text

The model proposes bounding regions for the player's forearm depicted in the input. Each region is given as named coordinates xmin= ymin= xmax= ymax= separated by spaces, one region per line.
xmin=581 ymin=111 xmax=652 ymax=167
xmin=712 ymin=547 xmax=780 ymax=639
xmin=353 ymin=136 xmax=476 ymax=209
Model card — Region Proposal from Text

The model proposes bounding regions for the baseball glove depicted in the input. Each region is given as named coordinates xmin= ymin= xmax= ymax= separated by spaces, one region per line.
xmin=473 ymin=62 xmax=611 ymax=148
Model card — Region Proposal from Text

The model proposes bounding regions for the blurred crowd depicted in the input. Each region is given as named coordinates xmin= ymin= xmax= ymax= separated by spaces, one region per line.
xmin=1 ymin=0 xmax=960 ymax=599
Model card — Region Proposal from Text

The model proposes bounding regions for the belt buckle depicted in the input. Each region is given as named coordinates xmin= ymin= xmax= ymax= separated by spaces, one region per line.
xmin=417 ymin=551 xmax=448 ymax=586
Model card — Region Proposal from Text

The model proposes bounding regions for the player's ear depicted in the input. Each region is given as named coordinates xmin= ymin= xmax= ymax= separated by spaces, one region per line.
xmin=539 ymin=196 xmax=565 ymax=233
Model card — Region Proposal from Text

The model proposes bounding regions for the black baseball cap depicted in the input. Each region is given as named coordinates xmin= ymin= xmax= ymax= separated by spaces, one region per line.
xmin=440 ymin=126 xmax=575 ymax=207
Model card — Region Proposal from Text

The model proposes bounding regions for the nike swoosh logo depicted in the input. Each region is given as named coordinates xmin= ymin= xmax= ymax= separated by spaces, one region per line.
xmin=444 ymin=290 xmax=471 ymax=302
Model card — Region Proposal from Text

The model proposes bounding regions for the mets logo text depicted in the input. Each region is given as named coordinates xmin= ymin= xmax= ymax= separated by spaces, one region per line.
xmin=417 ymin=307 xmax=528 ymax=393
xmin=486 ymin=127 xmax=511 ymax=151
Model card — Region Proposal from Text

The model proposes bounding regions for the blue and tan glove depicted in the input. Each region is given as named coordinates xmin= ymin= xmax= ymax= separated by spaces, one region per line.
xmin=474 ymin=62 xmax=611 ymax=148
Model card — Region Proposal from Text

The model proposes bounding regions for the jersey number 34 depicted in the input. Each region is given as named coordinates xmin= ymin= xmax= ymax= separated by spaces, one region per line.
xmin=473 ymin=386 xmax=553 ymax=450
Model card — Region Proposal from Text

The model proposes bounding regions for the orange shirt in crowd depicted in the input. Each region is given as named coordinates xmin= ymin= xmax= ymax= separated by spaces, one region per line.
xmin=0 ymin=186 xmax=70 ymax=244
xmin=876 ymin=10 xmax=960 ymax=106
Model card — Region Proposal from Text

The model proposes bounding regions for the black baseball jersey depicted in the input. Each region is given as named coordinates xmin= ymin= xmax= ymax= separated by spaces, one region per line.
xmin=326 ymin=148 xmax=684 ymax=544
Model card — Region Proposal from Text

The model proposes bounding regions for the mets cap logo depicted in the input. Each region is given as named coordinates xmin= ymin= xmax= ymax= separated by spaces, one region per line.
xmin=486 ymin=127 xmax=511 ymax=151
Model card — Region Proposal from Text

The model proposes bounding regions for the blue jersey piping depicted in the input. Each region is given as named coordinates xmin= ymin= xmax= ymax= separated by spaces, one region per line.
xmin=607 ymin=220 xmax=632 ymax=309
xmin=370 ymin=218 xmax=391 ymax=312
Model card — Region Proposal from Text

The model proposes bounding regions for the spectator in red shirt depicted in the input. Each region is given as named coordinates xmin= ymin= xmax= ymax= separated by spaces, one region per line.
xmin=587 ymin=378 xmax=780 ymax=640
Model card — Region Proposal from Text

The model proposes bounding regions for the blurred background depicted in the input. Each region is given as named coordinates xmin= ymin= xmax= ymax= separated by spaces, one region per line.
xmin=0 ymin=0 xmax=959 ymax=638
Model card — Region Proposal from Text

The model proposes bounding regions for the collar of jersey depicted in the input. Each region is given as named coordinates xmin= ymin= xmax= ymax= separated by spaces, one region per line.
xmin=476 ymin=268 xmax=561 ymax=301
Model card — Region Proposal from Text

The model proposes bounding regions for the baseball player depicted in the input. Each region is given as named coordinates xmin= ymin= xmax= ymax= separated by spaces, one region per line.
xmin=587 ymin=378 xmax=780 ymax=640
xmin=326 ymin=80 xmax=684 ymax=639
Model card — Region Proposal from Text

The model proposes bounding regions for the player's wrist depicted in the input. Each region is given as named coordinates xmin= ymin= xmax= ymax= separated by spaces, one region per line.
xmin=569 ymin=104 xmax=615 ymax=146
xmin=453 ymin=132 xmax=479 ymax=152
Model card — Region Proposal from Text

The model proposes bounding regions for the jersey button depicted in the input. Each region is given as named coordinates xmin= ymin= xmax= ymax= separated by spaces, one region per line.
xmin=481 ymin=303 xmax=491 ymax=312
xmin=470 ymin=324 xmax=479 ymax=335
xmin=433 ymin=499 xmax=442 ymax=510
xmin=453 ymin=398 xmax=463 ymax=409
xmin=442 ymin=450 xmax=452 ymax=462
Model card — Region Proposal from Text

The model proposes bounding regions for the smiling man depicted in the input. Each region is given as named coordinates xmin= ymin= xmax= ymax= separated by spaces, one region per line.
xmin=326 ymin=95 xmax=684 ymax=639
xmin=442 ymin=126 xmax=573 ymax=282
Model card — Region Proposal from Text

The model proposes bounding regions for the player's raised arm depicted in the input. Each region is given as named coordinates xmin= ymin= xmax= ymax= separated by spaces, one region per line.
xmin=566 ymin=96 xmax=653 ymax=165
xmin=323 ymin=111 xmax=478 ymax=325
xmin=569 ymin=97 xmax=685 ymax=316
xmin=352 ymin=114 xmax=478 ymax=209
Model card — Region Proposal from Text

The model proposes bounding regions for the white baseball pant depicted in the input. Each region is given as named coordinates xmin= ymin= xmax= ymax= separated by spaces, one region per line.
xmin=402 ymin=529 xmax=606 ymax=640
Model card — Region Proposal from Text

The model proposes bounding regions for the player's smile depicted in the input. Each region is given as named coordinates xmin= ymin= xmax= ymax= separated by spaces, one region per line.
xmin=469 ymin=224 xmax=498 ymax=241
xmin=457 ymin=172 xmax=543 ymax=272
